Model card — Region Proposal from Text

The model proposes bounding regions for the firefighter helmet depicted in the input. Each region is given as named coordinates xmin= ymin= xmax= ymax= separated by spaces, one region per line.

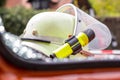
xmin=21 ymin=12 xmax=79 ymax=57
xmin=21 ymin=3 xmax=111 ymax=58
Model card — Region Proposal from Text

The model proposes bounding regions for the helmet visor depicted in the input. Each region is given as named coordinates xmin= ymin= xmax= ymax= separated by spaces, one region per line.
xmin=56 ymin=4 xmax=112 ymax=50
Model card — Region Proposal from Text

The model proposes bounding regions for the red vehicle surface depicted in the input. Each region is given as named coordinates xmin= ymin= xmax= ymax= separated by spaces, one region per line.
xmin=1 ymin=54 xmax=120 ymax=80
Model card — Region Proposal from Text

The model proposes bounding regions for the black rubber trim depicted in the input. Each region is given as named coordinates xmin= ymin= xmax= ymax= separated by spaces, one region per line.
xmin=72 ymin=43 xmax=82 ymax=55
xmin=1 ymin=33 xmax=120 ymax=71
xmin=65 ymin=36 xmax=76 ymax=44
xmin=65 ymin=36 xmax=82 ymax=55
xmin=50 ymin=53 xmax=56 ymax=59
xmin=84 ymin=29 xmax=95 ymax=42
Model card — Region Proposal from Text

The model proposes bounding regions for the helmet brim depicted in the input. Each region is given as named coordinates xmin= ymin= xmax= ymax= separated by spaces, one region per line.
xmin=21 ymin=41 xmax=60 ymax=56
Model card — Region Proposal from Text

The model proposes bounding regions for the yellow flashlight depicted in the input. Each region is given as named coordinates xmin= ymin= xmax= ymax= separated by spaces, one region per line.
xmin=50 ymin=29 xmax=95 ymax=59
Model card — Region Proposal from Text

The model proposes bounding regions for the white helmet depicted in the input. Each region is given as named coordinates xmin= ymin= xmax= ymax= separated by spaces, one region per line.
xmin=21 ymin=4 xmax=111 ymax=58
xmin=21 ymin=12 xmax=77 ymax=56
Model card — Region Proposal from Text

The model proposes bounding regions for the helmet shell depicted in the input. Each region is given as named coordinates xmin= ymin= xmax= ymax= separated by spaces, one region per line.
xmin=22 ymin=12 xmax=75 ymax=44
xmin=21 ymin=12 xmax=76 ymax=56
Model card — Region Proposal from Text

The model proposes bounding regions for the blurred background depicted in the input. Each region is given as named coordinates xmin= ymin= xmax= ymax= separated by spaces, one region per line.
xmin=0 ymin=0 xmax=120 ymax=49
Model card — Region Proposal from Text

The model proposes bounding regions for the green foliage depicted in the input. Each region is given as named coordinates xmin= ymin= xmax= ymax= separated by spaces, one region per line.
xmin=89 ymin=0 xmax=120 ymax=17
xmin=0 ymin=6 xmax=46 ymax=35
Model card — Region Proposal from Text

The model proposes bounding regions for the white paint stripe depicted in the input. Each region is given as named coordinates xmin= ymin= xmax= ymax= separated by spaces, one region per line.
xmin=89 ymin=50 xmax=120 ymax=54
